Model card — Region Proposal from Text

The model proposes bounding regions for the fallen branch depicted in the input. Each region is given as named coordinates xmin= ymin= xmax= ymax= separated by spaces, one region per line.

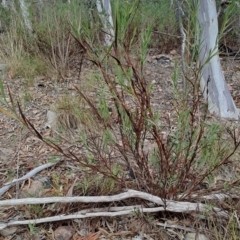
xmin=0 ymin=206 xmax=161 ymax=230
xmin=0 ymin=189 xmax=228 ymax=230
xmin=184 ymin=193 xmax=240 ymax=200
xmin=0 ymin=189 xmax=227 ymax=215
xmin=0 ymin=202 xmax=222 ymax=231
xmin=0 ymin=159 xmax=62 ymax=197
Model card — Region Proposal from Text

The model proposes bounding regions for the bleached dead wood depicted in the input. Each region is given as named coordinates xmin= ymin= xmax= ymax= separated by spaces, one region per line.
xmin=0 ymin=159 xmax=62 ymax=197
xmin=198 ymin=0 xmax=239 ymax=118
xmin=156 ymin=222 xmax=195 ymax=232
xmin=0 ymin=206 xmax=157 ymax=230
xmin=0 ymin=189 xmax=226 ymax=215
xmin=181 ymin=193 xmax=240 ymax=200
xmin=0 ymin=202 xmax=226 ymax=231
xmin=0 ymin=189 xmax=229 ymax=231
xmin=96 ymin=0 xmax=114 ymax=46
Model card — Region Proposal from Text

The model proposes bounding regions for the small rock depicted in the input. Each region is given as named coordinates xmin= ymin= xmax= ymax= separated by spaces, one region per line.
xmin=54 ymin=226 xmax=74 ymax=240
xmin=151 ymin=80 xmax=157 ymax=84
xmin=45 ymin=110 xmax=57 ymax=129
xmin=170 ymin=49 xmax=178 ymax=55
xmin=20 ymin=180 xmax=44 ymax=198
xmin=185 ymin=233 xmax=208 ymax=240
xmin=35 ymin=176 xmax=51 ymax=189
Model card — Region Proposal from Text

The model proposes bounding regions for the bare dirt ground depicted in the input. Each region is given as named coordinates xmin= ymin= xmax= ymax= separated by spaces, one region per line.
xmin=0 ymin=50 xmax=240 ymax=240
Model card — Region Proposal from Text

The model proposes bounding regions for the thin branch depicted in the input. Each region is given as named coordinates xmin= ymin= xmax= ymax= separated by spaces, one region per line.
xmin=156 ymin=222 xmax=196 ymax=232
xmin=0 ymin=201 xmax=227 ymax=231
xmin=0 ymin=206 xmax=166 ymax=230
xmin=182 ymin=192 xmax=240 ymax=200
xmin=0 ymin=159 xmax=62 ymax=197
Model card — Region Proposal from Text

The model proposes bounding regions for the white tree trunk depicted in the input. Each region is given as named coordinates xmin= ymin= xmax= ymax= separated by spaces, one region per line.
xmin=198 ymin=0 xmax=239 ymax=119
xmin=19 ymin=0 xmax=33 ymax=34
xmin=96 ymin=0 xmax=114 ymax=46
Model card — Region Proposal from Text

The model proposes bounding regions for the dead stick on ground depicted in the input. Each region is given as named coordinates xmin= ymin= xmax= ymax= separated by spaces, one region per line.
xmin=0 ymin=189 xmax=232 ymax=216
xmin=0 ymin=158 xmax=62 ymax=197
xmin=0 ymin=203 xmax=227 ymax=230
xmin=0 ymin=189 xmax=229 ymax=230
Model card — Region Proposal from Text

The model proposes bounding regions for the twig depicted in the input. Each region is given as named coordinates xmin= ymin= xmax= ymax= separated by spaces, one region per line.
xmin=75 ymin=205 xmax=144 ymax=214
xmin=0 ymin=206 xmax=159 ymax=230
xmin=15 ymin=128 xmax=22 ymax=199
xmin=181 ymin=192 xmax=240 ymax=200
xmin=0 ymin=159 xmax=62 ymax=197
xmin=234 ymin=211 xmax=240 ymax=228
xmin=156 ymin=222 xmax=196 ymax=232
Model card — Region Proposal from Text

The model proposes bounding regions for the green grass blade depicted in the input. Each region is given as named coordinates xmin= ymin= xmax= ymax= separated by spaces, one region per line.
xmin=0 ymin=105 xmax=18 ymax=120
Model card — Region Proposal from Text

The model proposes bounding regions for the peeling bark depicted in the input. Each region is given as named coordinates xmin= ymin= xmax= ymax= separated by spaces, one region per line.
xmin=96 ymin=0 xmax=114 ymax=46
xmin=198 ymin=0 xmax=239 ymax=119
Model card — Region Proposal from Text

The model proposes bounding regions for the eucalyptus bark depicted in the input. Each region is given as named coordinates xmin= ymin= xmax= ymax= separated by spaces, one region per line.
xmin=96 ymin=0 xmax=114 ymax=46
xmin=198 ymin=0 xmax=239 ymax=119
